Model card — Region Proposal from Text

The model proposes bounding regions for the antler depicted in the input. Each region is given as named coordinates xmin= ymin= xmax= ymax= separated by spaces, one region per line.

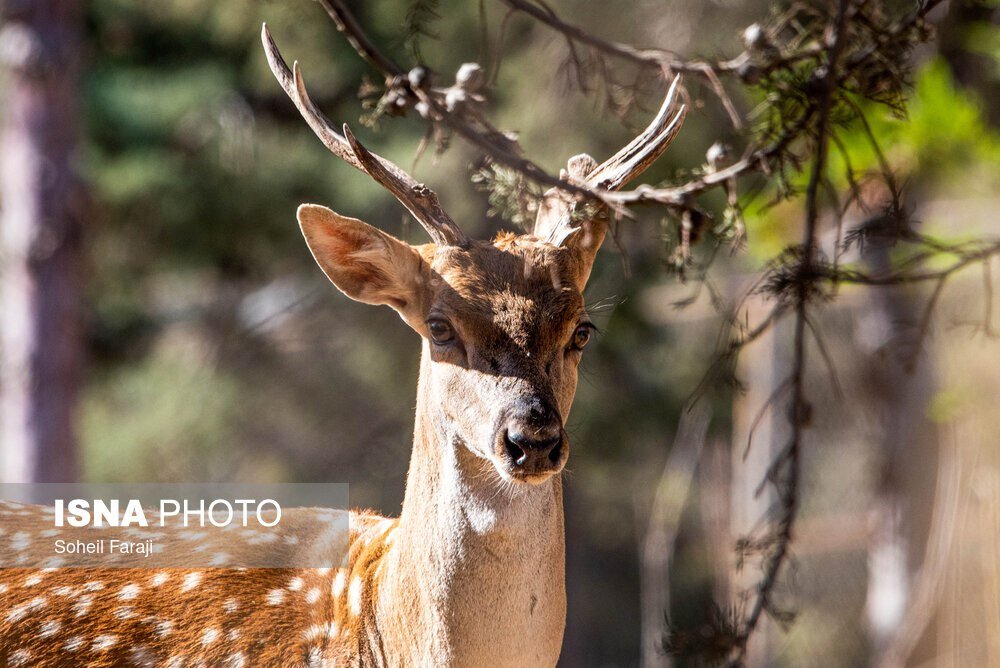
xmin=261 ymin=24 xmax=468 ymax=248
xmin=533 ymin=75 xmax=686 ymax=245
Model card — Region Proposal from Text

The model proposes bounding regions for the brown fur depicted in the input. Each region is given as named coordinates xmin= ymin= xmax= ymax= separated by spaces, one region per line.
xmin=0 ymin=500 xmax=397 ymax=666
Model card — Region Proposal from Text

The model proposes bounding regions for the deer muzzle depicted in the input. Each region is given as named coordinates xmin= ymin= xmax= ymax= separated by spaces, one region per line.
xmin=497 ymin=395 xmax=568 ymax=483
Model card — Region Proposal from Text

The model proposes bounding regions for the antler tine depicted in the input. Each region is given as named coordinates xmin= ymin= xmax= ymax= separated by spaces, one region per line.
xmin=261 ymin=24 xmax=468 ymax=247
xmin=585 ymin=75 xmax=686 ymax=191
xmin=340 ymin=124 xmax=468 ymax=247
xmin=261 ymin=24 xmax=360 ymax=170
xmin=532 ymin=76 xmax=687 ymax=245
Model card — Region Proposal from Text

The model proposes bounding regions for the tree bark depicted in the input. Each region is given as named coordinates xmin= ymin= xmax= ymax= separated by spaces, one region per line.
xmin=639 ymin=403 xmax=710 ymax=668
xmin=729 ymin=296 xmax=789 ymax=667
xmin=859 ymin=228 xmax=940 ymax=661
xmin=0 ymin=0 xmax=84 ymax=483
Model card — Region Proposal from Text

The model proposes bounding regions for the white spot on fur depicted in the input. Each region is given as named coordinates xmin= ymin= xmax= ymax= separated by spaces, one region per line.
xmin=92 ymin=635 xmax=118 ymax=651
xmin=166 ymin=657 xmax=185 ymax=668
xmin=227 ymin=628 xmax=241 ymax=641
xmin=181 ymin=571 xmax=202 ymax=591
xmin=223 ymin=598 xmax=239 ymax=614
xmin=129 ymin=645 xmax=156 ymax=667
xmin=83 ymin=580 xmax=105 ymax=591
xmin=202 ymin=627 xmax=220 ymax=646
xmin=306 ymin=587 xmax=321 ymax=604
xmin=288 ymin=576 xmax=304 ymax=591
xmin=348 ymin=576 xmax=363 ymax=616
xmin=267 ymin=588 xmax=286 ymax=605
xmin=39 ymin=620 xmax=61 ymax=638
xmin=306 ymin=647 xmax=324 ymax=667
xmin=115 ymin=606 xmax=136 ymax=619
xmin=119 ymin=583 xmax=141 ymax=599
xmin=64 ymin=636 xmax=84 ymax=652
xmin=6 ymin=597 xmax=46 ymax=623
xmin=24 ymin=575 xmax=42 ymax=587
xmin=247 ymin=532 xmax=279 ymax=545
xmin=209 ymin=552 xmax=231 ymax=566
xmin=155 ymin=619 xmax=174 ymax=637
xmin=0 ymin=583 xmax=7 ymax=594
xmin=9 ymin=649 xmax=31 ymax=666
xmin=11 ymin=531 xmax=31 ymax=551
xmin=304 ymin=621 xmax=339 ymax=641
xmin=332 ymin=571 xmax=346 ymax=598
xmin=73 ymin=595 xmax=93 ymax=617
xmin=225 ymin=652 xmax=247 ymax=667
xmin=151 ymin=572 xmax=169 ymax=587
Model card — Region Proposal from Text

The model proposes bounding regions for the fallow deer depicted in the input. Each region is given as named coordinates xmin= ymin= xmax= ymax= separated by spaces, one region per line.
xmin=0 ymin=20 xmax=686 ymax=667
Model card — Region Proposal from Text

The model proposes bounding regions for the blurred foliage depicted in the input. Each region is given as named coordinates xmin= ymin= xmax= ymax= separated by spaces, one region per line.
xmin=745 ymin=58 xmax=1000 ymax=260
xmin=82 ymin=344 xmax=241 ymax=481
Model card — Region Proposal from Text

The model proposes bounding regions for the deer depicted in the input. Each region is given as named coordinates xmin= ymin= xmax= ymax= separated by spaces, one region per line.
xmin=0 ymin=19 xmax=686 ymax=668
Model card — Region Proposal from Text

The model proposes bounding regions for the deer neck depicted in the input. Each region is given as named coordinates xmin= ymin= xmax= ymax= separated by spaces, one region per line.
xmin=373 ymin=353 xmax=567 ymax=666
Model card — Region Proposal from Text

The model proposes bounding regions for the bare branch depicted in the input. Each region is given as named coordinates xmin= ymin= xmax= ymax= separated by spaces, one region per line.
xmin=498 ymin=0 xmax=747 ymax=75
xmin=316 ymin=0 xmax=403 ymax=77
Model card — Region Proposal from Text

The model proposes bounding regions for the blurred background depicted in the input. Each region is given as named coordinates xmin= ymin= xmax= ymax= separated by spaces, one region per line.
xmin=0 ymin=0 xmax=998 ymax=666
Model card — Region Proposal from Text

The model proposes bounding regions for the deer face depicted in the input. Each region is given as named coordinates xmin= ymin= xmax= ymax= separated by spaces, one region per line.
xmin=299 ymin=206 xmax=598 ymax=485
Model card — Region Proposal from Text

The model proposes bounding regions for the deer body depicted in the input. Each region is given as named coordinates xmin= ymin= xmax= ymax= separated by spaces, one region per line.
xmin=0 ymin=16 xmax=685 ymax=666
xmin=0 ymin=238 xmax=576 ymax=667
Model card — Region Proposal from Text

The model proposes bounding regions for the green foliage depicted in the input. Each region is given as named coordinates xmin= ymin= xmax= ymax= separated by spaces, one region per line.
xmin=744 ymin=57 xmax=1000 ymax=261
xmin=819 ymin=58 xmax=1000 ymax=189
xmin=81 ymin=346 xmax=242 ymax=482
xmin=470 ymin=161 xmax=541 ymax=231
xmin=401 ymin=0 xmax=441 ymax=64
xmin=871 ymin=59 xmax=1000 ymax=177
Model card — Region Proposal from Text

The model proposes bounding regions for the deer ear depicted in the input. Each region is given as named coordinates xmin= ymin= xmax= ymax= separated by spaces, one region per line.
xmin=297 ymin=204 xmax=429 ymax=324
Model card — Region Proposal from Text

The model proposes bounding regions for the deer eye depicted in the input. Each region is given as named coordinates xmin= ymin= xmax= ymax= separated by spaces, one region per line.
xmin=570 ymin=323 xmax=596 ymax=351
xmin=427 ymin=319 xmax=455 ymax=345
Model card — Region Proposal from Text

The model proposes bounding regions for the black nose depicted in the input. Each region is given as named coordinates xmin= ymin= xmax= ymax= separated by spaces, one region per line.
xmin=502 ymin=397 xmax=564 ymax=471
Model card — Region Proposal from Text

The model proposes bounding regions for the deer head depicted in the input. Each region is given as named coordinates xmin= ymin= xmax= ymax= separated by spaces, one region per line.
xmin=262 ymin=26 xmax=685 ymax=489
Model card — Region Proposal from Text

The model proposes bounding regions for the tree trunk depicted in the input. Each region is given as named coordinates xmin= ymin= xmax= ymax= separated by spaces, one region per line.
xmin=729 ymin=296 xmax=788 ymax=667
xmin=0 ymin=0 xmax=84 ymax=483
xmin=859 ymin=230 xmax=939 ymax=660
xmin=639 ymin=404 xmax=710 ymax=668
